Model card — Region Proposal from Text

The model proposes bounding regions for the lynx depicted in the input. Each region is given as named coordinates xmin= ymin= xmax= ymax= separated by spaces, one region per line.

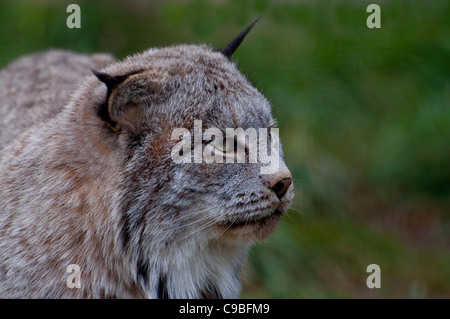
xmin=0 ymin=22 xmax=293 ymax=298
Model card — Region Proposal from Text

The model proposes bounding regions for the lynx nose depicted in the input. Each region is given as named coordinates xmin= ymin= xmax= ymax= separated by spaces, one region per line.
xmin=271 ymin=177 xmax=292 ymax=200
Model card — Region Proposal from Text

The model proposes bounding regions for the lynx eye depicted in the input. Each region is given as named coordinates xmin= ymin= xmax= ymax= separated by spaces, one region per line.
xmin=210 ymin=137 xmax=239 ymax=154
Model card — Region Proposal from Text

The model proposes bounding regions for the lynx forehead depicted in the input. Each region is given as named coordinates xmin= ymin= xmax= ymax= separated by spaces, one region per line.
xmin=0 ymin=23 xmax=293 ymax=298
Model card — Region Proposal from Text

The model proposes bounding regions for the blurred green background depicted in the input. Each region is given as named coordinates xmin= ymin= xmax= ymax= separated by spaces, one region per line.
xmin=1 ymin=0 xmax=449 ymax=298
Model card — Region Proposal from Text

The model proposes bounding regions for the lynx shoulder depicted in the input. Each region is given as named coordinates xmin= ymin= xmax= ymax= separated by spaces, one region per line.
xmin=0 ymin=25 xmax=293 ymax=298
xmin=0 ymin=50 xmax=115 ymax=150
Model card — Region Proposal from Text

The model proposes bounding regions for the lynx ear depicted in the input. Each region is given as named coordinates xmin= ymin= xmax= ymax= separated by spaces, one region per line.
xmin=94 ymin=70 xmax=134 ymax=127
xmin=221 ymin=17 xmax=260 ymax=59
xmin=94 ymin=69 xmax=167 ymax=133
xmin=93 ymin=71 xmax=129 ymax=93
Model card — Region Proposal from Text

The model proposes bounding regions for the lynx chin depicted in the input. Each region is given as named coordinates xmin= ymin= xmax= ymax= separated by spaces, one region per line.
xmin=0 ymin=20 xmax=293 ymax=298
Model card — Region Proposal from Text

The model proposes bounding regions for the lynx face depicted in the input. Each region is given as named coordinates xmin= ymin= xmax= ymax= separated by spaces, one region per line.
xmin=95 ymin=44 xmax=293 ymax=249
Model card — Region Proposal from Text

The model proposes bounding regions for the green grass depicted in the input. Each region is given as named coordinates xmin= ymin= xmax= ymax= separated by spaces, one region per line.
xmin=0 ymin=0 xmax=449 ymax=298
xmin=244 ymin=213 xmax=450 ymax=298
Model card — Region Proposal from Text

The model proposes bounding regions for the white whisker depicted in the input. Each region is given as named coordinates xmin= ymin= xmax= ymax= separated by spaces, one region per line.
xmin=176 ymin=218 xmax=217 ymax=242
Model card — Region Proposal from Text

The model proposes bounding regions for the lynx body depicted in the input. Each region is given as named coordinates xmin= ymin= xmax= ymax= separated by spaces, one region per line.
xmin=0 ymin=40 xmax=293 ymax=298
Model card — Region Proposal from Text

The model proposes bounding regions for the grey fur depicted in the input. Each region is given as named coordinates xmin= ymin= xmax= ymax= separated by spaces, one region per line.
xmin=0 ymin=44 xmax=293 ymax=298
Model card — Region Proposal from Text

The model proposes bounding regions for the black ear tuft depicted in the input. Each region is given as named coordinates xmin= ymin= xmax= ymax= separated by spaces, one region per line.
xmin=221 ymin=17 xmax=260 ymax=60
xmin=93 ymin=70 xmax=129 ymax=92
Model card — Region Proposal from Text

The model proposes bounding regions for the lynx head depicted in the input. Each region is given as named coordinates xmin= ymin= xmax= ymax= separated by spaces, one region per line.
xmin=92 ymin=21 xmax=293 ymax=255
